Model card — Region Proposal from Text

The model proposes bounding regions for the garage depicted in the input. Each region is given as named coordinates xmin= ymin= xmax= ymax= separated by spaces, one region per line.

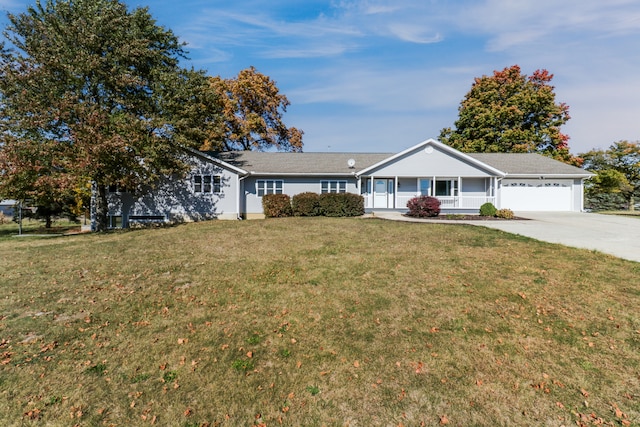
xmin=500 ymin=180 xmax=573 ymax=211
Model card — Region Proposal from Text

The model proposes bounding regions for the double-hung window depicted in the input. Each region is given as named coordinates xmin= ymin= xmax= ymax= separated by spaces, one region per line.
xmin=321 ymin=180 xmax=347 ymax=194
xmin=256 ymin=180 xmax=283 ymax=197
xmin=194 ymin=175 xmax=221 ymax=193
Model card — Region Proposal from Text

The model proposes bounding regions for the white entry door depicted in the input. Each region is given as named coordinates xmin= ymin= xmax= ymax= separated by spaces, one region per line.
xmin=374 ymin=179 xmax=394 ymax=208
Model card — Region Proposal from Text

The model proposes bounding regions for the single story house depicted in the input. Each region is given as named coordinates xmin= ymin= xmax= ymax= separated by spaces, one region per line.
xmin=96 ymin=139 xmax=593 ymax=229
xmin=0 ymin=199 xmax=16 ymax=217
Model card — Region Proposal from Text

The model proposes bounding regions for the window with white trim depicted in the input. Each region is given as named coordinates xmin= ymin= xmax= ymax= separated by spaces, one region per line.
xmin=435 ymin=179 xmax=458 ymax=196
xmin=193 ymin=175 xmax=221 ymax=193
xmin=321 ymin=180 xmax=347 ymax=193
xmin=256 ymin=180 xmax=283 ymax=197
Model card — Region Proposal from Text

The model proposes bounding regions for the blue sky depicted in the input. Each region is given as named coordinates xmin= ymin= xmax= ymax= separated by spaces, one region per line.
xmin=1 ymin=0 xmax=639 ymax=154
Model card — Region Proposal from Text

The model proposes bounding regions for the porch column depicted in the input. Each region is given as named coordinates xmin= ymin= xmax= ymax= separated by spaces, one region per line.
xmin=370 ymin=175 xmax=375 ymax=208
xmin=432 ymin=176 xmax=436 ymax=198
xmin=458 ymin=176 xmax=462 ymax=207
xmin=394 ymin=176 xmax=398 ymax=209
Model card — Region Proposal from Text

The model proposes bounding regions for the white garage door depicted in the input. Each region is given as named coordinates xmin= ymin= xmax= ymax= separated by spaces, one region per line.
xmin=501 ymin=181 xmax=572 ymax=211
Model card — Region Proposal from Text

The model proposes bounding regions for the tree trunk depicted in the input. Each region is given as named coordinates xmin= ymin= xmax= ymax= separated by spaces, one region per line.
xmin=94 ymin=184 xmax=109 ymax=232
xmin=630 ymin=194 xmax=635 ymax=212
xmin=45 ymin=214 xmax=52 ymax=229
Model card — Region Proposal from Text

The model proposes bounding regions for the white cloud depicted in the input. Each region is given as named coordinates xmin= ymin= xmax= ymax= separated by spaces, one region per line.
xmin=387 ymin=24 xmax=442 ymax=44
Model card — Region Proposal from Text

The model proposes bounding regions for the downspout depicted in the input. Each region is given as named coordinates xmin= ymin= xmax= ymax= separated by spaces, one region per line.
xmin=237 ymin=174 xmax=248 ymax=220
xmin=495 ymin=177 xmax=502 ymax=208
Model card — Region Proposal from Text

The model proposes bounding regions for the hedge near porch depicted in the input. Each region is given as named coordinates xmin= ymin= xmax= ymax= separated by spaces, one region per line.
xmin=263 ymin=193 xmax=364 ymax=218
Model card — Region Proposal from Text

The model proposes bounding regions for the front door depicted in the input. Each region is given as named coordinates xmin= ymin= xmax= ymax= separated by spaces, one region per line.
xmin=374 ymin=179 xmax=394 ymax=208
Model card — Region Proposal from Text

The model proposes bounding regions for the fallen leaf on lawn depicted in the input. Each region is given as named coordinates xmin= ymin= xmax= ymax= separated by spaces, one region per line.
xmin=439 ymin=415 xmax=449 ymax=425
xmin=353 ymin=360 xmax=360 ymax=368
xmin=246 ymin=351 xmax=253 ymax=358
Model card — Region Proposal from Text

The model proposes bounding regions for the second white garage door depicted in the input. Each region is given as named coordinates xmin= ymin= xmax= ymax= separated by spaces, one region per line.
xmin=500 ymin=181 xmax=572 ymax=211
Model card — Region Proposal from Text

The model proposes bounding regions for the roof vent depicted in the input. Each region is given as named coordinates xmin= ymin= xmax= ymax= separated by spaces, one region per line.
xmin=347 ymin=158 xmax=356 ymax=168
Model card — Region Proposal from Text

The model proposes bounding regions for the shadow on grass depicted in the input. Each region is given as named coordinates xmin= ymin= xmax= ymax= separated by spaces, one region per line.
xmin=0 ymin=220 xmax=82 ymax=239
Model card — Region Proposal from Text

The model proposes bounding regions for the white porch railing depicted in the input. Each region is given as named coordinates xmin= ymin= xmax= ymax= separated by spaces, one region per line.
xmin=365 ymin=195 xmax=496 ymax=210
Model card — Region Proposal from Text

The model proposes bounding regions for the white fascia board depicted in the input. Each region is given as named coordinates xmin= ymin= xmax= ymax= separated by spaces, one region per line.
xmin=504 ymin=173 xmax=595 ymax=179
xmin=355 ymin=138 xmax=507 ymax=178
xmin=247 ymin=172 xmax=357 ymax=177
xmin=186 ymin=148 xmax=248 ymax=175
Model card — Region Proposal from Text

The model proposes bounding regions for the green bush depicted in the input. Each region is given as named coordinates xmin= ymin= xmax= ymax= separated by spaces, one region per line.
xmin=496 ymin=208 xmax=515 ymax=219
xmin=318 ymin=193 xmax=364 ymax=217
xmin=342 ymin=193 xmax=365 ymax=217
xmin=406 ymin=196 xmax=441 ymax=217
xmin=479 ymin=202 xmax=497 ymax=217
xmin=262 ymin=194 xmax=292 ymax=218
xmin=292 ymin=192 xmax=321 ymax=216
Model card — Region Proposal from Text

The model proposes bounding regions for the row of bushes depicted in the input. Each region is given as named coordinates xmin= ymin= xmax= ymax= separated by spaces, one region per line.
xmin=480 ymin=202 xmax=514 ymax=219
xmin=405 ymin=197 xmax=515 ymax=219
xmin=263 ymin=192 xmax=365 ymax=218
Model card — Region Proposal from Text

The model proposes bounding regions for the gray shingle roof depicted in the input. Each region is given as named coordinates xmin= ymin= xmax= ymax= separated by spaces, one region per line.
xmin=466 ymin=153 xmax=591 ymax=176
xmin=209 ymin=150 xmax=591 ymax=177
xmin=214 ymin=151 xmax=392 ymax=174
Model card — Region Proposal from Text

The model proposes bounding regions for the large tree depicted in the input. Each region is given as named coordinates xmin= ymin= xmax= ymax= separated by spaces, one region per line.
xmin=580 ymin=141 xmax=640 ymax=210
xmin=0 ymin=0 xmax=220 ymax=231
xmin=440 ymin=65 xmax=579 ymax=165
xmin=207 ymin=67 xmax=303 ymax=152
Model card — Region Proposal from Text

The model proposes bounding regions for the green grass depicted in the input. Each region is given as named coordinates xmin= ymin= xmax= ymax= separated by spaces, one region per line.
xmin=0 ymin=218 xmax=81 ymax=240
xmin=1 ymin=217 xmax=639 ymax=426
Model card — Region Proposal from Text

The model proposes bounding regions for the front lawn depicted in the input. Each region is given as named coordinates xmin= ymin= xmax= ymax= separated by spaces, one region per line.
xmin=0 ymin=218 xmax=638 ymax=426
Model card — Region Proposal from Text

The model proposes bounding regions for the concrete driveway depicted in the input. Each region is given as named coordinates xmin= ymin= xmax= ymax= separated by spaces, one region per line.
xmin=374 ymin=211 xmax=640 ymax=263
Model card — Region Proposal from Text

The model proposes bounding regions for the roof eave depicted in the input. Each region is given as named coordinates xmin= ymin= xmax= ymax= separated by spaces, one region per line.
xmin=186 ymin=148 xmax=249 ymax=175
xmin=247 ymin=172 xmax=358 ymax=176
xmin=504 ymin=173 xmax=595 ymax=179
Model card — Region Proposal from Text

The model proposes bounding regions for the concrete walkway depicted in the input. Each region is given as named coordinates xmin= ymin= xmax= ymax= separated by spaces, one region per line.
xmin=372 ymin=211 xmax=640 ymax=263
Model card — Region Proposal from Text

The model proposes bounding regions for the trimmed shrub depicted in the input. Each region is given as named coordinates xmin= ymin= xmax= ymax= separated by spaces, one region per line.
xmin=342 ymin=193 xmax=365 ymax=217
xmin=262 ymin=194 xmax=292 ymax=218
xmin=406 ymin=196 xmax=441 ymax=217
xmin=318 ymin=193 xmax=364 ymax=217
xmin=479 ymin=202 xmax=497 ymax=217
xmin=292 ymin=192 xmax=321 ymax=216
xmin=496 ymin=208 xmax=515 ymax=219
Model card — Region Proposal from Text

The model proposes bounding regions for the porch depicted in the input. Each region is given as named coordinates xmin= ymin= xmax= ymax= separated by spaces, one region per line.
xmin=360 ymin=176 xmax=497 ymax=211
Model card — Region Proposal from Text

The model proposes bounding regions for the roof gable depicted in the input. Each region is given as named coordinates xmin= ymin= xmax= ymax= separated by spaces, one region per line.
xmin=356 ymin=139 xmax=506 ymax=177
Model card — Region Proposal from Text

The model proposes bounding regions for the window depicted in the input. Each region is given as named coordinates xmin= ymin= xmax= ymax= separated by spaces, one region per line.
xmin=193 ymin=175 xmax=221 ymax=193
xmin=256 ymin=180 xmax=283 ymax=197
xmin=108 ymin=215 xmax=122 ymax=228
xmin=419 ymin=178 xmax=431 ymax=196
xmin=435 ymin=179 xmax=458 ymax=196
xmin=321 ymin=180 xmax=347 ymax=193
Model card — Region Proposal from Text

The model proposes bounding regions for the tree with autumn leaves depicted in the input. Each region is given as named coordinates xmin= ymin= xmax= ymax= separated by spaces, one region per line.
xmin=208 ymin=67 xmax=303 ymax=152
xmin=440 ymin=65 xmax=581 ymax=166
xmin=0 ymin=0 xmax=302 ymax=231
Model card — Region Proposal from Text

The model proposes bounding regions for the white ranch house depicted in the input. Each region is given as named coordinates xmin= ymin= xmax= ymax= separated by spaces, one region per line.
xmin=95 ymin=139 xmax=593 ymax=229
